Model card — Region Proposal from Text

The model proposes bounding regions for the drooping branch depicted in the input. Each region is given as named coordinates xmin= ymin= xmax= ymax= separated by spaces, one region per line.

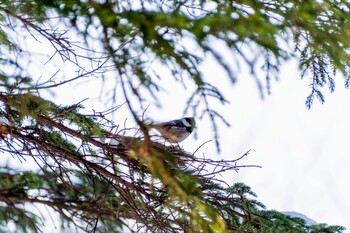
xmin=0 ymin=91 xmax=262 ymax=232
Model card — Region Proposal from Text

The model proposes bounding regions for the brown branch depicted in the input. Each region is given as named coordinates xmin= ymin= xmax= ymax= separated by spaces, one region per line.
xmin=8 ymin=128 xmax=154 ymax=202
xmin=0 ymin=7 xmax=70 ymax=54
xmin=17 ymin=57 xmax=110 ymax=90
xmin=0 ymin=193 xmax=121 ymax=219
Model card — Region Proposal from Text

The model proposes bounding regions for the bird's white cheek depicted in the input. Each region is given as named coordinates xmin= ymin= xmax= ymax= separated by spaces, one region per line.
xmin=181 ymin=119 xmax=191 ymax=127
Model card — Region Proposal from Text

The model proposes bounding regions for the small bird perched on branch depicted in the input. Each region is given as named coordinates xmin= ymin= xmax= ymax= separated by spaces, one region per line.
xmin=151 ymin=117 xmax=195 ymax=143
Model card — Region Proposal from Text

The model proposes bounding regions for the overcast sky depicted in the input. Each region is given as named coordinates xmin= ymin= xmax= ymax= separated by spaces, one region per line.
xmin=191 ymin=58 xmax=350 ymax=230
xmin=3 ymin=19 xmax=349 ymax=231
xmin=52 ymin=54 xmax=350 ymax=231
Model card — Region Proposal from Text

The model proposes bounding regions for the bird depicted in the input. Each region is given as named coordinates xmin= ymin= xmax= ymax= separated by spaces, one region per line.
xmin=151 ymin=117 xmax=195 ymax=143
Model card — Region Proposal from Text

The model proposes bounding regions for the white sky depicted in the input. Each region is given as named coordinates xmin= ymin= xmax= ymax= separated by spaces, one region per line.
xmin=191 ymin=58 xmax=350 ymax=230
xmin=51 ymin=54 xmax=350 ymax=231
xmin=2 ymin=13 xmax=350 ymax=232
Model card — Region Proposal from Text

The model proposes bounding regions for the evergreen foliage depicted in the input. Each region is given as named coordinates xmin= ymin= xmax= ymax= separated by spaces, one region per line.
xmin=0 ymin=0 xmax=348 ymax=232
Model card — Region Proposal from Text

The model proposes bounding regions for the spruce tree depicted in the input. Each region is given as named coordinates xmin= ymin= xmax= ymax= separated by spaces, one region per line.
xmin=0 ymin=1 xmax=348 ymax=232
